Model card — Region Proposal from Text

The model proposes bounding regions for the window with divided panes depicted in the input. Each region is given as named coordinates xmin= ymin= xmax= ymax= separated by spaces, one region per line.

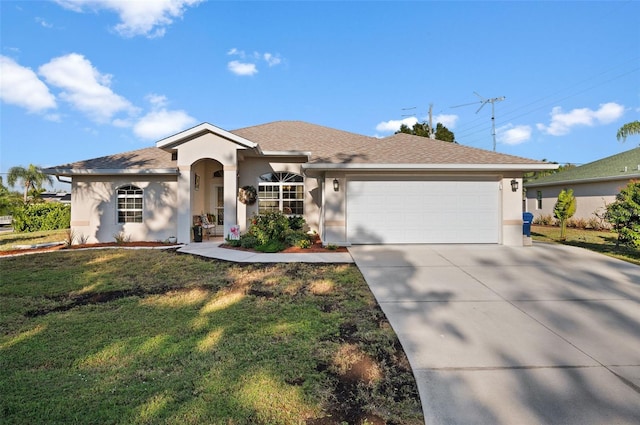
xmin=258 ymin=172 xmax=304 ymax=215
xmin=117 ymin=185 xmax=143 ymax=223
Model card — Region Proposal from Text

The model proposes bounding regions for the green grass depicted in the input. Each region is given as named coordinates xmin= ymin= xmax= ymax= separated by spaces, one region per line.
xmin=0 ymin=228 xmax=68 ymax=251
xmin=531 ymin=225 xmax=640 ymax=266
xmin=0 ymin=248 xmax=423 ymax=425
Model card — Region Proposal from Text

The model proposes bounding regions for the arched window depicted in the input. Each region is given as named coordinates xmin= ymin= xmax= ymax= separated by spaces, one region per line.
xmin=258 ymin=172 xmax=304 ymax=215
xmin=116 ymin=185 xmax=143 ymax=223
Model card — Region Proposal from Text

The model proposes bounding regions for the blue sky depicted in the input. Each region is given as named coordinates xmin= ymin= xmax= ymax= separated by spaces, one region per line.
xmin=1 ymin=0 xmax=639 ymax=190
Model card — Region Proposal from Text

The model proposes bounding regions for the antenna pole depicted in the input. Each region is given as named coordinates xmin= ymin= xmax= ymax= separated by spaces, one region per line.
xmin=428 ymin=103 xmax=434 ymax=138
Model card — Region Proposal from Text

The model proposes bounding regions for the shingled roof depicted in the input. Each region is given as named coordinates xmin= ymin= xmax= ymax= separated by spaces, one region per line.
xmin=232 ymin=121 xmax=544 ymax=165
xmin=46 ymin=120 xmax=548 ymax=174
xmin=526 ymin=147 xmax=640 ymax=187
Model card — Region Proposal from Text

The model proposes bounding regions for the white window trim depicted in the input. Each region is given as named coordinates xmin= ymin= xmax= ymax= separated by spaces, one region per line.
xmin=116 ymin=184 xmax=144 ymax=224
xmin=258 ymin=172 xmax=304 ymax=215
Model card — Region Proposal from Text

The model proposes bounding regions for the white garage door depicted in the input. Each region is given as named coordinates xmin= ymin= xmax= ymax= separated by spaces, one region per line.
xmin=346 ymin=179 xmax=500 ymax=244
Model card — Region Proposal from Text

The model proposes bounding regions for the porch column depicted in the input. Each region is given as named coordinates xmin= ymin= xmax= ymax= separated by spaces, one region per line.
xmin=223 ymin=165 xmax=238 ymax=239
xmin=177 ymin=166 xmax=192 ymax=243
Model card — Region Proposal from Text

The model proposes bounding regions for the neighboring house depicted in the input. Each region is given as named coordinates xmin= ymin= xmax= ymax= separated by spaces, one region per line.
xmin=41 ymin=192 xmax=71 ymax=204
xmin=524 ymin=147 xmax=640 ymax=222
xmin=44 ymin=121 xmax=555 ymax=246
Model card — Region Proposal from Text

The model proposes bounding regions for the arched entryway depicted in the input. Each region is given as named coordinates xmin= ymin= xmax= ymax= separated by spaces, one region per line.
xmin=191 ymin=159 xmax=225 ymax=238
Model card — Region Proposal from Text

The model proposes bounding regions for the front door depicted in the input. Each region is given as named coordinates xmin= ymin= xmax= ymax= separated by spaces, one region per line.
xmin=211 ymin=186 xmax=224 ymax=235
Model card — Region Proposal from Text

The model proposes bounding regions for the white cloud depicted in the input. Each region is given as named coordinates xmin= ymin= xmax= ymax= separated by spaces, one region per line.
xmin=227 ymin=60 xmax=258 ymax=76
xmin=434 ymin=114 xmax=458 ymax=129
xmin=39 ymin=53 xmax=137 ymax=123
xmin=132 ymin=94 xmax=196 ymax=140
xmin=537 ymin=102 xmax=625 ymax=136
xmin=497 ymin=124 xmax=532 ymax=145
xmin=54 ymin=0 xmax=202 ymax=38
xmin=134 ymin=109 xmax=196 ymax=140
xmin=263 ymin=53 xmax=281 ymax=67
xmin=375 ymin=117 xmax=418 ymax=133
xmin=0 ymin=55 xmax=57 ymax=113
xmin=35 ymin=17 xmax=54 ymax=28
xmin=226 ymin=47 xmax=283 ymax=75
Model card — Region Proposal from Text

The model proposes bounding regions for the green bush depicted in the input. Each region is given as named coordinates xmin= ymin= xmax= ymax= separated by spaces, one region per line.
xmin=605 ymin=181 xmax=640 ymax=248
xmin=12 ymin=202 xmax=70 ymax=232
xmin=288 ymin=215 xmax=306 ymax=231
xmin=248 ymin=211 xmax=290 ymax=245
xmin=240 ymin=234 xmax=258 ymax=249
xmin=255 ymin=239 xmax=286 ymax=253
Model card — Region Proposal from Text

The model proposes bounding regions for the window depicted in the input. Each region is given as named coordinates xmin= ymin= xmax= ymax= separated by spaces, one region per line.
xmin=258 ymin=172 xmax=304 ymax=215
xmin=117 ymin=185 xmax=143 ymax=223
xmin=536 ymin=191 xmax=542 ymax=210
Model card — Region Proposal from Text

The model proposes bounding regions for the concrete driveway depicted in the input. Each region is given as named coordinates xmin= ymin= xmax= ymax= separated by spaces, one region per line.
xmin=349 ymin=243 xmax=640 ymax=425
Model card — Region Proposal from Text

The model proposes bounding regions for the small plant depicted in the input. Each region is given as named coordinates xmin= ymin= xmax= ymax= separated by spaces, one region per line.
xmin=554 ymin=189 xmax=576 ymax=240
xmin=296 ymin=239 xmax=311 ymax=249
xmin=255 ymin=239 xmax=286 ymax=253
xmin=533 ymin=214 xmax=555 ymax=226
xmin=64 ymin=229 xmax=75 ymax=247
xmin=113 ymin=231 xmax=131 ymax=245
xmin=225 ymin=237 xmax=241 ymax=247
xmin=326 ymin=244 xmax=338 ymax=251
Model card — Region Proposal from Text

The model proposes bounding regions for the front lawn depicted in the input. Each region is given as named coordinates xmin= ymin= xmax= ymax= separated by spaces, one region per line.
xmin=0 ymin=249 xmax=423 ymax=424
xmin=531 ymin=225 xmax=640 ymax=266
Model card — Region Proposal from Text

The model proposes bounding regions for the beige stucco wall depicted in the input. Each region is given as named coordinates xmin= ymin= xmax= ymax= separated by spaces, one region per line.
xmin=70 ymin=175 xmax=178 ymax=244
xmin=525 ymin=179 xmax=632 ymax=223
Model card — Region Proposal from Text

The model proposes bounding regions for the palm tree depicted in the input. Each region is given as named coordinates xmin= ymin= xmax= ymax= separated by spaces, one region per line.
xmin=616 ymin=120 xmax=640 ymax=143
xmin=7 ymin=164 xmax=53 ymax=203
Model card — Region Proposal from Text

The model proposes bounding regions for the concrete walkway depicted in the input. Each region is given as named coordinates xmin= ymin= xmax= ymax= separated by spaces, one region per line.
xmin=349 ymin=243 xmax=640 ymax=425
xmin=177 ymin=240 xmax=354 ymax=263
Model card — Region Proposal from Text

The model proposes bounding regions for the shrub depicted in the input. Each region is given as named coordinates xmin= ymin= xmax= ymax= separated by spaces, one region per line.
xmin=240 ymin=234 xmax=258 ymax=249
xmin=282 ymin=228 xmax=310 ymax=247
xmin=533 ymin=214 xmax=555 ymax=226
xmin=605 ymin=181 xmax=640 ymax=248
xmin=12 ymin=202 xmax=70 ymax=232
xmin=566 ymin=217 xmax=588 ymax=229
xmin=296 ymin=239 xmax=312 ymax=249
xmin=255 ymin=239 xmax=286 ymax=253
xmin=288 ymin=215 xmax=306 ymax=231
xmin=248 ymin=211 xmax=290 ymax=245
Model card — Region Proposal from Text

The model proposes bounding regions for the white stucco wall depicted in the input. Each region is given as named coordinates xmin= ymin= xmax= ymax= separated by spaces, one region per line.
xmin=70 ymin=175 xmax=178 ymax=244
xmin=525 ymin=179 xmax=632 ymax=223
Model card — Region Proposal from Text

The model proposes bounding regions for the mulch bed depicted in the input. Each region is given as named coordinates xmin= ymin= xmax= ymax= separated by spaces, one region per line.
xmin=220 ymin=236 xmax=348 ymax=254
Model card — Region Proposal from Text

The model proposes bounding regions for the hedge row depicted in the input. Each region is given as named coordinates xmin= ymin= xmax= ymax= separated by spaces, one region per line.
xmin=12 ymin=203 xmax=71 ymax=232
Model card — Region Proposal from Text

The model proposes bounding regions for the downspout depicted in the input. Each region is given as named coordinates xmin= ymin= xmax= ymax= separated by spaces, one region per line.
xmin=320 ymin=176 xmax=325 ymax=244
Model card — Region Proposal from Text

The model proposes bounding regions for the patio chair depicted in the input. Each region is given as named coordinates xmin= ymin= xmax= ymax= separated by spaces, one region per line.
xmin=200 ymin=213 xmax=215 ymax=239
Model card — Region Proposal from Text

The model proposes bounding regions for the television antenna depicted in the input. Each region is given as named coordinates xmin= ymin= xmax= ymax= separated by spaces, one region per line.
xmin=452 ymin=92 xmax=505 ymax=151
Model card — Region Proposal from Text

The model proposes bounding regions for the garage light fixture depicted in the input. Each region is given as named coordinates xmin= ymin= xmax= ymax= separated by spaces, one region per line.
xmin=510 ymin=179 xmax=519 ymax=192
xmin=333 ymin=178 xmax=340 ymax=192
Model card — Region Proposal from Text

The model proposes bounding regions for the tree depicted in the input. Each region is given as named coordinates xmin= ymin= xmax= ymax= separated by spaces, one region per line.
xmin=554 ymin=189 xmax=576 ymax=240
xmin=396 ymin=122 xmax=456 ymax=143
xmin=616 ymin=120 xmax=640 ymax=143
xmin=605 ymin=181 xmax=640 ymax=248
xmin=7 ymin=164 xmax=53 ymax=203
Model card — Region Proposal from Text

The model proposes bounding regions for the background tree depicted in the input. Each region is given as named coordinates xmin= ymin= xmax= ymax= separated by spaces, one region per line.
xmin=7 ymin=164 xmax=53 ymax=203
xmin=616 ymin=120 xmax=640 ymax=143
xmin=605 ymin=181 xmax=640 ymax=248
xmin=554 ymin=188 xmax=576 ymax=240
xmin=396 ymin=122 xmax=456 ymax=143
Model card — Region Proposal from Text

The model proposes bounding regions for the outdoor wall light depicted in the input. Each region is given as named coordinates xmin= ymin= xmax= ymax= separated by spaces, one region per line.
xmin=510 ymin=179 xmax=519 ymax=192
xmin=333 ymin=178 xmax=340 ymax=192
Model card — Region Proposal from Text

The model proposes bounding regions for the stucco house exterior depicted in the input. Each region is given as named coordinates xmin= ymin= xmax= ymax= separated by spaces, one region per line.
xmin=44 ymin=121 xmax=556 ymax=246
xmin=524 ymin=147 xmax=640 ymax=223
